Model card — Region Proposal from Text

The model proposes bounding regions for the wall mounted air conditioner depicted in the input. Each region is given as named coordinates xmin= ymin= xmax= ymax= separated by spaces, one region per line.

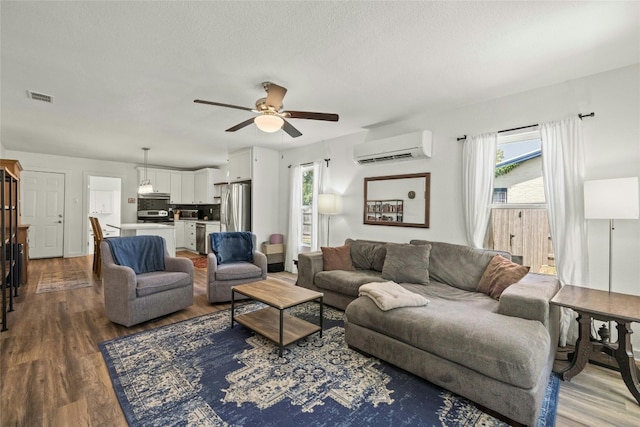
xmin=353 ymin=130 xmax=432 ymax=165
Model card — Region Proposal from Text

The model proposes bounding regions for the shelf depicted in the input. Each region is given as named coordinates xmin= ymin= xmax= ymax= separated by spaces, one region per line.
xmin=234 ymin=307 xmax=321 ymax=347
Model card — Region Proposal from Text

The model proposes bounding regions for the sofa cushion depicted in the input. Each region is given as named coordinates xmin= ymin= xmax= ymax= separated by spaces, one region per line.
xmin=315 ymin=270 xmax=386 ymax=297
xmin=215 ymin=262 xmax=263 ymax=281
xmin=381 ymin=243 xmax=431 ymax=285
xmin=410 ymin=240 xmax=509 ymax=291
xmin=136 ymin=271 xmax=191 ymax=297
xmin=211 ymin=232 xmax=254 ymax=264
xmin=348 ymin=239 xmax=387 ymax=272
xmin=321 ymin=245 xmax=355 ymax=271
xmin=345 ymin=282 xmax=550 ymax=389
xmin=477 ymin=254 xmax=530 ymax=299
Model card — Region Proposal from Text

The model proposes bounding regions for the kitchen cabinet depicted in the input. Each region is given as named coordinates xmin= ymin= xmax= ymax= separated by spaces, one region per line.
xmin=194 ymin=168 xmax=223 ymax=204
xmin=137 ymin=167 xmax=223 ymax=205
xmin=170 ymin=172 xmax=182 ymax=204
xmin=136 ymin=167 xmax=171 ymax=194
xmin=185 ymin=222 xmax=196 ymax=252
xmin=181 ymin=173 xmax=195 ymax=204
xmin=174 ymin=221 xmax=185 ymax=248
xmin=228 ymin=149 xmax=252 ymax=182
xmin=90 ymin=190 xmax=113 ymax=214
xmin=155 ymin=171 xmax=171 ymax=194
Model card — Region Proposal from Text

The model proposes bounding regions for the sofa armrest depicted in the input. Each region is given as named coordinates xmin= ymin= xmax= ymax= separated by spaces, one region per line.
xmin=253 ymin=251 xmax=268 ymax=280
xmin=103 ymin=262 xmax=138 ymax=301
xmin=297 ymin=251 xmax=323 ymax=289
xmin=497 ymin=273 xmax=560 ymax=328
xmin=165 ymin=256 xmax=194 ymax=283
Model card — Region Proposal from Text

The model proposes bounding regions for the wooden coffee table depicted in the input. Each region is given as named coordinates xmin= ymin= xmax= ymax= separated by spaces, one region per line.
xmin=551 ymin=285 xmax=640 ymax=404
xmin=231 ymin=279 xmax=323 ymax=357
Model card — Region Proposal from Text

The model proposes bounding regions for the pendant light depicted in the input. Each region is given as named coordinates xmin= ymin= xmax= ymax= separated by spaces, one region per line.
xmin=138 ymin=147 xmax=154 ymax=194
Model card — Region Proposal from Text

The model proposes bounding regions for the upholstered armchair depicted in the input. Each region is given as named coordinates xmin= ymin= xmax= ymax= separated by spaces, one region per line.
xmin=101 ymin=236 xmax=194 ymax=327
xmin=207 ymin=232 xmax=267 ymax=303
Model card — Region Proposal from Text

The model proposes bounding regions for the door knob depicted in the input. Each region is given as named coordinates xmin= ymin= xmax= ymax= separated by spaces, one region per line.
xmin=57 ymin=220 xmax=62 ymax=223
xmin=58 ymin=214 xmax=63 ymax=218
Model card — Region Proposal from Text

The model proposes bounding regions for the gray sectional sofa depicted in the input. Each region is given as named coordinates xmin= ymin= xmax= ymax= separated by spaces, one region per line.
xmin=297 ymin=238 xmax=560 ymax=426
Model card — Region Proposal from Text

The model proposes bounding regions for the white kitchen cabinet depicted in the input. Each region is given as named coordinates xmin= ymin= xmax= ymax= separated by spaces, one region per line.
xmin=228 ymin=149 xmax=252 ymax=182
xmin=170 ymin=172 xmax=182 ymax=204
xmin=136 ymin=167 xmax=170 ymax=194
xmin=181 ymin=172 xmax=195 ymax=204
xmin=174 ymin=221 xmax=185 ymax=248
xmin=155 ymin=171 xmax=171 ymax=194
xmin=194 ymin=168 xmax=223 ymax=204
xmin=90 ymin=190 xmax=113 ymax=214
xmin=185 ymin=222 xmax=196 ymax=251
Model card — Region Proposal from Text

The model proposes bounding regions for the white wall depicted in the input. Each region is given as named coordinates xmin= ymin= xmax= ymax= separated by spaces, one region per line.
xmin=4 ymin=150 xmax=139 ymax=257
xmin=251 ymin=146 xmax=280 ymax=247
xmin=278 ymin=64 xmax=640 ymax=352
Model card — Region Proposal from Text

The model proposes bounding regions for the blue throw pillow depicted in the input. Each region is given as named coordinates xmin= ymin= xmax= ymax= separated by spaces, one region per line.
xmin=210 ymin=232 xmax=254 ymax=264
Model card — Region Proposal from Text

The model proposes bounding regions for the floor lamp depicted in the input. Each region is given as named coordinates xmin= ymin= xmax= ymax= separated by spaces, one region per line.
xmin=584 ymin=176 xmax=640 ymax=342
xmin=318 ymin=193 xmax=341 ymax=247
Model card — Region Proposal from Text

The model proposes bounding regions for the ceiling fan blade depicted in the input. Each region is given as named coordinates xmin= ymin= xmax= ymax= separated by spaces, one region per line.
xmin=282 ymin=119 xmax=302 ymax=138
xmin=265 ymin=83 xmax=287 ymax=110
xmin=285 ymin=111 xmax=339 ymax=121
xmin=194 ymin=99 xmax=253 ymax=112
xmin=226 ymin=117 xmax=256 ymax=132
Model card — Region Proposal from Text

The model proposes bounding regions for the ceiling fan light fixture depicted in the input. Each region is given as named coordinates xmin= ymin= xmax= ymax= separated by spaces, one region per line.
xmin=254 ymin=114 xmax=284 ymax=133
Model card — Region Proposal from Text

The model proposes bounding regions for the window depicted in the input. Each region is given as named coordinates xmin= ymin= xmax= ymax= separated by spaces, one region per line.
xmin=490 ymin=131 xmax=556 ymax=275
xmin=299 ymin=164 xmax=320 ymax=249
xmin=492 ymin=188 xmax=508 ymax=204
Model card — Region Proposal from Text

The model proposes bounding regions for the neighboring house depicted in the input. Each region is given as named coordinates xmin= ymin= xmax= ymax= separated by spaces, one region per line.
xmin=493 ymin=150 xmax=544 ymax=204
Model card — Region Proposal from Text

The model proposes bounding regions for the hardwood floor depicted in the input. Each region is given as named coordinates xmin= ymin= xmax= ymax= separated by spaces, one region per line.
xmin=1 ymin=255 xmax=638 ymax=426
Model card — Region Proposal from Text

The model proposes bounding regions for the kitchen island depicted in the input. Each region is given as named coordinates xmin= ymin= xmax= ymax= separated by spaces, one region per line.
xmin=106 ymin=223 xmax=176 ymax=256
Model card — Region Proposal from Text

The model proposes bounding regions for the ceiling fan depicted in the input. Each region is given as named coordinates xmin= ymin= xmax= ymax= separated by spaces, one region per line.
xmin=194 ymin=82 xmax=339 ymax=138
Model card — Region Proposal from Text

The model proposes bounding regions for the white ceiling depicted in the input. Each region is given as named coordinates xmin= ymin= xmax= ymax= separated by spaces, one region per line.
xmin=1 ymin=1 xmax=638 ymax=170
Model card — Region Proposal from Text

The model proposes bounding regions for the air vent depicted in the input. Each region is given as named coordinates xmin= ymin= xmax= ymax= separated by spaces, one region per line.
xmin=27 ymin=90 xmax=54 ymax=103
xmin=357 ymin=153 xmax=415 ymax=164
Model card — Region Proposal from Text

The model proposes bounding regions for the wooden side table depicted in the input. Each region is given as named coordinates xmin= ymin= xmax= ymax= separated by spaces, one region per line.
xmin=551 ymin=285 xmax=640 ymax=404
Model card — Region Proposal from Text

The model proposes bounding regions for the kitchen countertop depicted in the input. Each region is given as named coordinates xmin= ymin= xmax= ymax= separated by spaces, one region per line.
xmin=174 ymin=219 xmax=220 ymax=224
xmin=107 ymin=223 xmax=176 ymax=230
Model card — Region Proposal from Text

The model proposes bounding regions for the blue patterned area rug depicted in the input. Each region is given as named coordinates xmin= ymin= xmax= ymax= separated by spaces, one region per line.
xmin=99 ymin=303 xmax=559 ymax=426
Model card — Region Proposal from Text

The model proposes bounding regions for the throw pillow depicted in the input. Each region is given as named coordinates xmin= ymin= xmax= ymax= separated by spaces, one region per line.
xmin=349 ymin=240 xmax=387 ymax=271
xmin=381 ymin=243 xmax=431 ymax=285
xmin=321 ymin=245 xmax=355 ymax=271
xmin=210 ymin=232 xmax=254 ymax=264
xmin=477 ymin=254 xmax=530 ymax=299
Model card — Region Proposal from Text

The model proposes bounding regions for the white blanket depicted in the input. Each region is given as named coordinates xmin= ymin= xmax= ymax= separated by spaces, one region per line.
xmin=358 ymin=281 xmax=429 ymax=311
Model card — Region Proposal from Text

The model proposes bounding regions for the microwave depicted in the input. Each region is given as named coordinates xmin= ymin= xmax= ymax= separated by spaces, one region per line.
xmin=180 ymin=209 xmax=199 ymax=219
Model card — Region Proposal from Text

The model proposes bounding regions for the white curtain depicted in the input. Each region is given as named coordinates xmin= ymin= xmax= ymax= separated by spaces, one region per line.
xmin=285 ymin=165 xmax=302 ymax=273
xmin=312 ymin=161 xmax=326 ymax=250
xmin=541 ymin=116 xmax=589 ymax=346
xmin=462 ymin=133 xmax=498 ymax=248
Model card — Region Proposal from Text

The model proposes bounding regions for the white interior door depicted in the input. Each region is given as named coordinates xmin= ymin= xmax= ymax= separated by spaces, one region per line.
xmin=21 ymin=171 xmax=65 ymax=258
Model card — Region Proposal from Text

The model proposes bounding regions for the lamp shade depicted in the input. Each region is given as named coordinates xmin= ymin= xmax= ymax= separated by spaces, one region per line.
xmin=584 ymin=177 xmax=639 ymax=219
xmin=254 ymin=114 xmax=284 ymax=133
xmin=318 ymin=193 xmax=341 ymax=215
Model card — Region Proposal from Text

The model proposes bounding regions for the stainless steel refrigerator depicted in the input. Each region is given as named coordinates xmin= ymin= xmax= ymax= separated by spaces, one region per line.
xmin=220 ymin=183 xmax=251 ymax=232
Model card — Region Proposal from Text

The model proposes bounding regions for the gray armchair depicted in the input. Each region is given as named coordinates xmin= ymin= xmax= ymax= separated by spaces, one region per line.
xmin=101 ymin=237 xmax=194 ymax=327
xmin=207 ymin=232 xmax=267 ymax=303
